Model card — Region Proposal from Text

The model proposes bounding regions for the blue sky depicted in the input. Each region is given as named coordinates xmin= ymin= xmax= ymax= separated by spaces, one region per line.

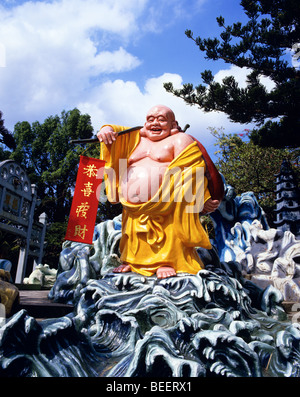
xmin=0 ymin=0 xmax=279 ymax=156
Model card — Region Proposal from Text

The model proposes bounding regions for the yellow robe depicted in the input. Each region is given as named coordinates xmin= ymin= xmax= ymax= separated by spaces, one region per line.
xmin=100 ymin=125 xmax=212 ymax=276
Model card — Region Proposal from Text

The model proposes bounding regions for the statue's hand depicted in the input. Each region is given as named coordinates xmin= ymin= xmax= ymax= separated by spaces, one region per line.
xmin=202 ymin=198 xmax=220 ymax=214
xmin=97 ymin=126 xmax=118 ymax=145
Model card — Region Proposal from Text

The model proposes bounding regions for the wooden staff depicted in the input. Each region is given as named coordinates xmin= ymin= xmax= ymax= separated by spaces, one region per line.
xmin=69 ymin=126 xmax=143 ymax=144
xmin=69 ymin=124 xmax=191 ymax=144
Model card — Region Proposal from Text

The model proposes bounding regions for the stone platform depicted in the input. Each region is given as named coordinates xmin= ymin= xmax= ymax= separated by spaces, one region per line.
xmin=18 ymin=289 xmax=73 ymax=320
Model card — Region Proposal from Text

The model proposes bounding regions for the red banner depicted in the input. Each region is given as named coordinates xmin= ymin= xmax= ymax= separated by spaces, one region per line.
xmin=65 ymin=155 xmax=105 ymax=244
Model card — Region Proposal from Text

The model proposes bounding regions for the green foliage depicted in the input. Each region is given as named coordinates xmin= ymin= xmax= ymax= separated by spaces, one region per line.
xmin=200 ymin=214 xmax=215 ymax=240
xmin=211 ymin=128 xmax=300 ymax=224
xmin=0 ymin=110 xmax=16 ymax=150
xmin=43 ymin=222 xmax=68 ymax=268
xmin=97 ymin=200 xmax=122 ymax=223
xmin=11 ymin=108 xmax=94 ymax=223
xmin=0 ymin=230 xmax=21 ymax=279
xmin=0 ymin=146 xmax=11 ymax=162
xmin=7 ymin=108 xmax=96 ymax=267
xmin=165 ymin=0 xmax=300 ymax=148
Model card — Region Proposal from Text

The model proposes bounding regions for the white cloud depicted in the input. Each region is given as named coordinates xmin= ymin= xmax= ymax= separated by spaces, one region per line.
xmin=92 ymin=48 xmax=141 ymax=74
xmin=78 ymin=72 xmax=251 ymax=154
xmin=0 ymin=0 xmax=252 ymax=161
xmin=0 ymin=0 xmax=146 ymax=127
xmin=214 ymin=65 xmax=276 ymax=92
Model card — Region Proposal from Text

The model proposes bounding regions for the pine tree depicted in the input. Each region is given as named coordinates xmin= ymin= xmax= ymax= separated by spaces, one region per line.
xmin=0 ymin=111 xmax=16 ymax=150
xmin=164 ymin=0 xmax=300 ymax=148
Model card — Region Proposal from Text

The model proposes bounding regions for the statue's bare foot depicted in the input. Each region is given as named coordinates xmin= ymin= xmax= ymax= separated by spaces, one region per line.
xmin=113 ymin=264 xmax=131 ymax=273
xmin=156 ymin=266 xmax=177 ymax=279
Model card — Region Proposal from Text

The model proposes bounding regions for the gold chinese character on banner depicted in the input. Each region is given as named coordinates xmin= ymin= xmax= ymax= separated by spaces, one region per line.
xmin=74 ymin=224 xmax=88 ymax=240
xmin=76 ymin=202 xmax=90 ymax=218
xmin=81 ymin=182 xmax=94 ymax=197
xmin=83 ymin=164 xmax=98 ymax=178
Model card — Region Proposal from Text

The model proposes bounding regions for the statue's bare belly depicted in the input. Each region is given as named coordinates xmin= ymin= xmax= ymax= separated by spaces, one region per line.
xmin=121 ymin=157 xmax=169 ymax=204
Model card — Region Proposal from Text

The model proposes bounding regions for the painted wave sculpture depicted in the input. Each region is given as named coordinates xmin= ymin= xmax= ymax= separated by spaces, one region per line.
xmin=1 ymin=262 xmax=300 ymax=377
xmin=1 ymin=182 xmax=300 ymax=377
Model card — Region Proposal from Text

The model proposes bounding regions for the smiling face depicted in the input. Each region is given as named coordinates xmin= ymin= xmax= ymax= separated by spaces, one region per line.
xmin=142 ymin=105 xmax=177 ymax=141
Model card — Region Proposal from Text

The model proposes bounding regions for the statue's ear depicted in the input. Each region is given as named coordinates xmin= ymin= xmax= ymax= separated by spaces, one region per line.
xmin=140 ymin=125 xmax=147 ymax=137
xmin=170 ymin=121 xmax=180 ymax=135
